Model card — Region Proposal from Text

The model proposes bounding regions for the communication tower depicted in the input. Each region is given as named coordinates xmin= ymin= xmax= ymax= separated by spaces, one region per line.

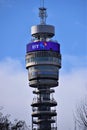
xmin=26 ymin=1 xmax=61 ymax=130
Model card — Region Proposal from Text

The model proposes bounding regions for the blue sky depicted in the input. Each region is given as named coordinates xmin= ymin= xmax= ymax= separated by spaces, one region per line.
xmin=0 ymin=0 xmax=87 ymax=130
xmin=0 ymin=0 xmax=87 ymax=61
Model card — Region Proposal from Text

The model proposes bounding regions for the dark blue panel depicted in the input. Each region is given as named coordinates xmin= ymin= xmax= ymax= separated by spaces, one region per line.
xmin=26 ymin=41 xmax=60 ymax=53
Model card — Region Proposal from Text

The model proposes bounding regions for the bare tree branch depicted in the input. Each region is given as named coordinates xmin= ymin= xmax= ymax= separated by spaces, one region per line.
xmin=74 ymin=96 xmax=87 ymax=130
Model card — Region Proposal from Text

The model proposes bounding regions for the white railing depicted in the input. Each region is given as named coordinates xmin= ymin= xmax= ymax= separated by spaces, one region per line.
xmin=32 ymin=97 xmax=57 ymax=104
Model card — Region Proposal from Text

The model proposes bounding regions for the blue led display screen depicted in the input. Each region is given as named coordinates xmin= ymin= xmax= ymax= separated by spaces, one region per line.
xmin=27 ymin=41 xmax=60 ymax=53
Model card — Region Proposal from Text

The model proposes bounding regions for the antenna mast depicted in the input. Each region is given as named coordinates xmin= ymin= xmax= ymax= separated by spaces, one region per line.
xmin=40 ymin=0 xmax=44 ymax=7
xmin=39 ymin=0 xmax=47 ymax=25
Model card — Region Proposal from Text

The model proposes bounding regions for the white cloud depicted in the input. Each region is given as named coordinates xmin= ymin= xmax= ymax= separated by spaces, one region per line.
xmin=0 ymin=57 xmax=87 ymax=130
xmin=0 ymin=57 xmax=32 ymax=125
xmin=55 ymin=67 xmax=87 ymax=130
xmin=62 ymin=55 xmax=87 ymax=71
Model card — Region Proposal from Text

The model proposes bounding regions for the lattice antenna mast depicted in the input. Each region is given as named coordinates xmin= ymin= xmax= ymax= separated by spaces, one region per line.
xmin=39 ymin=0 xmax=47 ymax=25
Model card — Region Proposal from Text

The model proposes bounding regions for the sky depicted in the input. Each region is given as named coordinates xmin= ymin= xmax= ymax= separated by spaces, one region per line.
xmin=0 ymin=0 xmax=87 ymax=130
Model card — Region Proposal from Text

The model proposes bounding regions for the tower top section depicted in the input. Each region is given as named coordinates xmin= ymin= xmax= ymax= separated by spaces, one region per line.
xmin=31 ymin=0 xmax=55 ymax=40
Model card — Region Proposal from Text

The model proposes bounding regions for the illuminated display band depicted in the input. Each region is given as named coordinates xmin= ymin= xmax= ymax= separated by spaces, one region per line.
xmin=27 ymin=41 xmax=60 ymax=53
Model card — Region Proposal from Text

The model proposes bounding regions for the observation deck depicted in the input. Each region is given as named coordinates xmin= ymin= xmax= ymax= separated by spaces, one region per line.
xmin=31 ymin=98 xmax=57 ymax=107
xmin=32 ymin=110 xmax=57 ymax=117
